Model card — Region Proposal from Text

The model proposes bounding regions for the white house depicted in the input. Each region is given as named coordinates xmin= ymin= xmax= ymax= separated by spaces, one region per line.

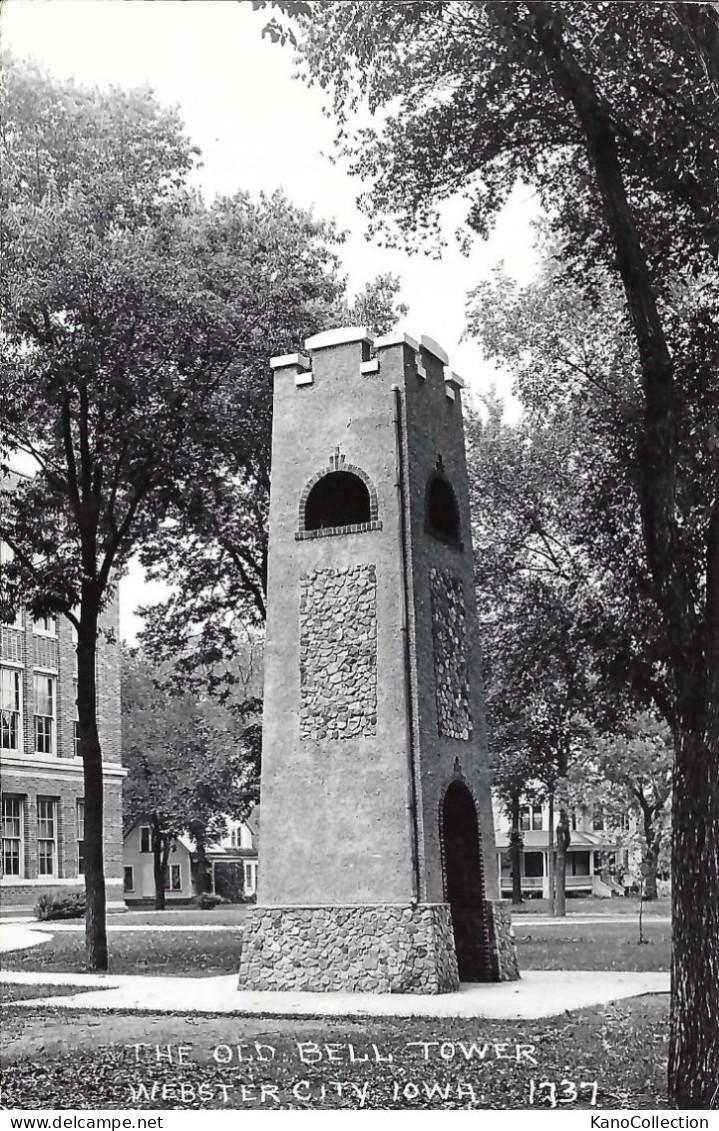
xmin=493 ymin=797 xmax=628 ymax=899
xmin=123 ymin=809 xmax=259 ymax=905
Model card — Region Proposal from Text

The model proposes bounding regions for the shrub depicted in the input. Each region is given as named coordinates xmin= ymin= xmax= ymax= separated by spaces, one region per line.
xmin=35 ymin=892 xmax=86 ymax=921
xmin=195 ymin=892 xmax=221 ymax=909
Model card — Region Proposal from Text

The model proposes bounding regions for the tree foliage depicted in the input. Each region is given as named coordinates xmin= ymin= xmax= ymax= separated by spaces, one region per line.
xmin=138 ymin=264 xmax=406 ymax=695
xmin=270 ymin=3 xmax=718 ymax=1101
xmin=122 ymin=648 xmax=260 ymax=906
xmin=0 ymin=54 xmax=380 ymax=965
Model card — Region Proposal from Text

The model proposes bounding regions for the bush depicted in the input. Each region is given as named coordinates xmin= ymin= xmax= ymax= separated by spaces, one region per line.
xmin=213 ymin=862 xmax=245 ymax=904
xmin=195 ymin=892 xmax=221 ymax=909
xmin=35 ymin=892 xmax=86 ymax=921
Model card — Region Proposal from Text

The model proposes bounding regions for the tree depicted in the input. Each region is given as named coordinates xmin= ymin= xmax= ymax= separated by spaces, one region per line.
xmin=0 ymin=57 xmax=343 ymax=968
xmin=468 ymin=396 xmax=604 ymax=915
xmin=139 ymin=271 xmax=406 ymax=688
xmin=271 ymin=5 xmax=718 ymax=1097
xmin=122 ymin=648 xmax=260 ymax=906
xmin=581 ymin=712 xmax=674 ymax=901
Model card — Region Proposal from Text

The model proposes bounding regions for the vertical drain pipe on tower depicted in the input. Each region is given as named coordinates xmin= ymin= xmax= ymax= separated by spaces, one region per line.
xmin=393 ymin=383 xmax=422 ymax=906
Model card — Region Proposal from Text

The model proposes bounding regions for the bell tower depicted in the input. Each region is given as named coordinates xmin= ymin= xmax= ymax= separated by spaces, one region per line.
xmin=238 ymin=327 xmax=518 ymax=993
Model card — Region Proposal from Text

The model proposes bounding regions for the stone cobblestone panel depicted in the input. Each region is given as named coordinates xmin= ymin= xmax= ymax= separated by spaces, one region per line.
xmin=238 ymin=903 xmax=459 ymax=994
xmin=429 ymin=568 xmax=472 ymax=740
xmin=299 ymin=565 xmax=377 ymax=741
xmin=485 ymin=900 xmax=520 ymax=981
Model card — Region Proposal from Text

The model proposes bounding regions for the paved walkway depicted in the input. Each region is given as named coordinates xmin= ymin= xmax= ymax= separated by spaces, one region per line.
xmin=0 ymin=925 xmax=53 ymax=954
xmin=0 ymin=968 xmax=669 ymax=1021
xmin=0 ymin=920 xmax=669 ymax=1021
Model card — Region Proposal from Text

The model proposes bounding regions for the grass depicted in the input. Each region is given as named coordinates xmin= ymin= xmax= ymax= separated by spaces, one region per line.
xmin=113 ymin=906 xmax=250 ymax=926
xmin=510 ymin=897 xmax=670 ymax=918
xmin=1 ymin=928 xmax=243 ymax=977
xmin=0 ymin=996 xmax=669 ymax=1109
xmin=1 ymin=919 xmax=669 ymax=978
xmin=512 ymin=919 xmax=671 ymax=972
xmin=0 ymin=983 xmax=99 ymax=1004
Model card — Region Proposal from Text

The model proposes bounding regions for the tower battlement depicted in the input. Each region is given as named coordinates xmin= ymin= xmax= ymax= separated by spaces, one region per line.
xmin=270 ymin=326 xmax=465 ymax=401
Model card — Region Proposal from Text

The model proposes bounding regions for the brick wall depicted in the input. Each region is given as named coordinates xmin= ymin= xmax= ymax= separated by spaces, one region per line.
xmin=1 ymin=591 xmax=124 ymax=909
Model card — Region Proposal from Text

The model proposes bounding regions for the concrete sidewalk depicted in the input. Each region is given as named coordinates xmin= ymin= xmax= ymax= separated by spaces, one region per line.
xmin=0 ymin=968 xmax=669 ymax=1020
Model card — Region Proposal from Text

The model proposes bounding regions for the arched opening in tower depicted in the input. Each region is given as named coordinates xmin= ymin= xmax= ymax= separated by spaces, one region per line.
xmin=305 ymin=471 xmax=371 ymax=531
xmin=427 ymin=475 xmax=460 ymax=541
xmin=441 ymin=781 xmax=491 ymax=981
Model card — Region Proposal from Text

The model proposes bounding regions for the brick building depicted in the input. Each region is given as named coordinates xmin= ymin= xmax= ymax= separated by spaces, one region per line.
xmin=0 ymin=571 xmax=124 ymax=915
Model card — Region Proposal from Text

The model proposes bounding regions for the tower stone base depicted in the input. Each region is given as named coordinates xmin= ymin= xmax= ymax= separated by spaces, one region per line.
xmin=237 ymin=904 xmax=459 ymax=994
xmin=486 ymin=901 xmax=520 ymax=981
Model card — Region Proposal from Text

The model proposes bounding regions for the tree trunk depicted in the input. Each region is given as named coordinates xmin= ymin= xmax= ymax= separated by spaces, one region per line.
xmin=151 ymin=813 xmax=170 ymax=911
xmin=643 ymin=840 xmax=660 ymax=902
xmin=192 ymin=822 xmax=210 ymax=895
xmin=499 ymin=5 xmax=719 ymax=1106
xmin=555 ymin=807 xmax=570 ymax=918
xmin=509 ymin=793 xmax=523 ymax=906
xmin=668 ymin=723 xmax=719 ymax=1109
xmin=76 ymin=597 xmax=108 ymax=972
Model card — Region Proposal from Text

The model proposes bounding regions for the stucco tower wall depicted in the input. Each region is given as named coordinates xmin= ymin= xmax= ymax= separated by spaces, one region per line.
xmin=258 ymin=336 xmax=417 ymax=907
xmin=382 ymin=339 xmax=499 ymax=903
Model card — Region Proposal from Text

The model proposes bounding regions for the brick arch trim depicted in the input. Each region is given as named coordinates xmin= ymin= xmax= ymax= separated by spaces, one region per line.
xmin=437 ymin=773 xmax=488 ymax=904
xmin=298 ymin=458 xmax=379 ymax=531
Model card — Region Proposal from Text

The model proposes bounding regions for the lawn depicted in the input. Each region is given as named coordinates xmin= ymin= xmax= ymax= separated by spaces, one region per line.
xmin=0 ymin=997 xmax=669 ymax=1109
xmin=512 ymin=919 xmax=671 ymax=972
xmin=510 ymin=897 xmax=670 ymax=918
xmin=114 ymin=907 xmax=250 ymax=927
xmin=0 ymin=983 xmax=100 ymax=1004
xmin=1 ymin=918 xmax=669 ymax=977
xmin=0 ymin=928 xmax=243 ymax=977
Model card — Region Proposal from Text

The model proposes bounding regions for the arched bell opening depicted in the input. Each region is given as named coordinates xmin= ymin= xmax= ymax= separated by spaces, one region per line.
xmin=441 ymin=780 xmax=492 ymax=982
xmin=426 ymin=474 xmax=461 ymax=544
xmin=304 ymin=470 xmax=371 ymax=531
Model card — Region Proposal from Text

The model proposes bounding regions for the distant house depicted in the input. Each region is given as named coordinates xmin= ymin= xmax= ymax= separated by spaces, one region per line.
xmin=122 ymin=810 xmax=259 ymax=905
xmin=206 ymin=809 xmax=259 ymax=900
xmin=122 ymin=820 xmax=194 ymax=903
xmin=493 ymin=797 xmax=628 ymax=899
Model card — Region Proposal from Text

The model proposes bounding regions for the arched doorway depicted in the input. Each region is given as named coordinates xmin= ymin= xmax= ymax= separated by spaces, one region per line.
xmin=441 ymin=781 xmax=491 ymax=982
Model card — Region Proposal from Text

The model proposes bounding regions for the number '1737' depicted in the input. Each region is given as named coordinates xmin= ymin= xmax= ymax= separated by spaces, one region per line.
xmin=528 ymin=1079 xmax=599 ymax=1107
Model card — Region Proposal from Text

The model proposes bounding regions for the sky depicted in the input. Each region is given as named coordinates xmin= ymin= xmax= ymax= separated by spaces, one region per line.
xmin=2 ymin=0 xmax=541 ymax=642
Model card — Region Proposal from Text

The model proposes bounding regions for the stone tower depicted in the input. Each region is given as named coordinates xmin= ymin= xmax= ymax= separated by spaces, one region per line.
xmin=238 ymin=327 xmax=518 ymax=993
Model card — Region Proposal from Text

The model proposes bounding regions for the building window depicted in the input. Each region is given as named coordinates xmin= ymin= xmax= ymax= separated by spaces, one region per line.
xmin=1 ymin=795 xmax=23 ymax=877
xmin=76 ymin=799 xmax=85 ymax=875
xmin=244 ymin=860 xmax=257 ymax=895
xmin=139 ymin=826 xmax=151 ymax=853
xmin=523 ymin=852 xmax=544 ymax=878
xmin=1 ymin=668 xmax=22 ymax=752
xmin=426 ymin=474 xmax=460 ymax=542
xmin=592 ymin=808 xmax=605 ymax=832
xmin=33 ymin=616 xmax=57 ymax=637
xmin=73 ymin=681 xmax=79 ymax=757
xmin=305 ymin=471 xmax=371 ymax=531
xmin=520 ymin=805 xmax=543 ymax=832
xmin=37 ymin=797 xmax=57 ymax=877
xmin=34 ymin=674 xmax=56 ymax=755
xmin=164 ymin=864 xmax=181 ymax=892
xmin=124 ymin=866 xmax=134 ymax=893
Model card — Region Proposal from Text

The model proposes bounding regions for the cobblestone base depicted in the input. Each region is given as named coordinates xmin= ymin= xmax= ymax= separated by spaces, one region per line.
xmin=237 ymin=904 xmax=460 ymax=994
xmin=485 ymin=900 xmax=520 ymax=981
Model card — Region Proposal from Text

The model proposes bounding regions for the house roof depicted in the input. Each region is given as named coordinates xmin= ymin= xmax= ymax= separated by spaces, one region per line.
xmin=245 ymin=805 xmax=260 ymax=847
xmin=494 ymin=830 xmax=619 ymax=850
xmin=206 ymin=847 xmax=258 ymax=862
